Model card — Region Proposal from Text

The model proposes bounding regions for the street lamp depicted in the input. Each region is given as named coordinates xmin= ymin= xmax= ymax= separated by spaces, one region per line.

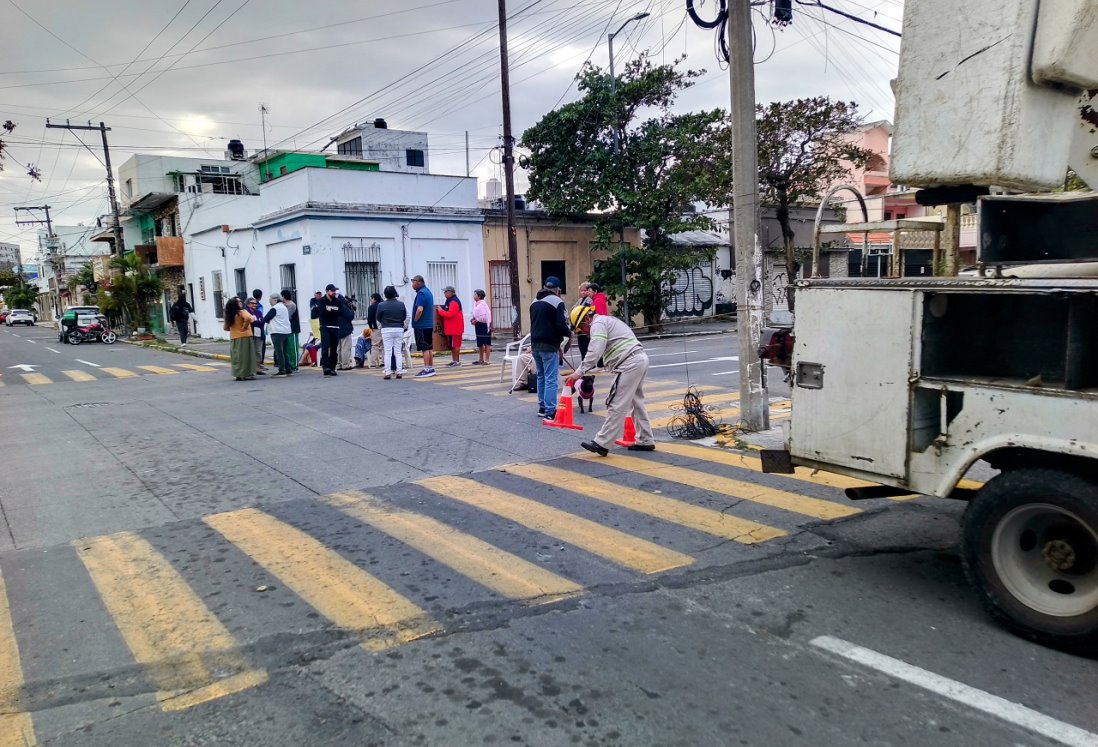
xmin=607 ymin=12 xmax=648 ymax=323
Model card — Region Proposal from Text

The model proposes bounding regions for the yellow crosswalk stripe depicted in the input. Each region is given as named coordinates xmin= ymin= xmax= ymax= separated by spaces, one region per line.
xmin=174 ymin=363 xmax=217 ymax=372
xmin=655 ymin=441 xmax=870 ymax=490
xmin=572 ymin=453 xmax=862 ymax=520
xmin=204 ymin=508 xmax=439 ymax=651
xmin=62 ymin=369 xmax=97 ymax=382
xmin=589 ymin=391 xmax=741 ymax=420
xmin=417 ymin=476 xmax=694 ymax=574
xmin=322 ymin=492 xmax=583 ymax=604
xmin=101 ymin=367 xmax=138 ymax=378
xmin=20 ymin=373 xmax=51 ymax=385
xmin=138 ymin=365 xmax=179 ymax=375
xmin=461 ymin=381 xmax=507 ymax=391
xmin=503 ymin=463 xmax=785 ymax=544
xmin=650 ymin=404 xmax=740 ymax=430
xmin=0 ymin=571 xmax=36 ymax=747
xmin=73 ymin=532 xmax=267 ymax=712
xmin=436 ymin=373 xmax=508 ymax=385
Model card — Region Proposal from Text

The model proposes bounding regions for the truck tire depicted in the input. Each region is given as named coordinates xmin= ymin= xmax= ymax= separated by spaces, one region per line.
xmin=961 ymin=468 xmax=1098 ymax=653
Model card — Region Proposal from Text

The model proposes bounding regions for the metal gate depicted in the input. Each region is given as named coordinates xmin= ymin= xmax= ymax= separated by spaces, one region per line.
xmin=341 ymin=240 xmax=381 ymax=320
xmin=489 ymin=260 xmax=515 ymax=335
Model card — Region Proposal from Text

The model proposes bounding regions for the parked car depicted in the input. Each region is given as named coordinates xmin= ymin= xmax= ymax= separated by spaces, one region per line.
xmin=5 ymin=309 xmax=34 ymax=326
xmin=58 ymin=306 xmax=104 ymax=342
xmin=0 ymin=309 xmax=10 ymax=323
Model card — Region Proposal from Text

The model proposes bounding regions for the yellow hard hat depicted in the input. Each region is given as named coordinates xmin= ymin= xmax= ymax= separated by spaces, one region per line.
xmin=570 ymin=304 xmax=594 ymax=329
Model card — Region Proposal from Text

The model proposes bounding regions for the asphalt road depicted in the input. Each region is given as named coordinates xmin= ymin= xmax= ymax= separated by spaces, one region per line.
xmin=0 ymin=322 xmax=1092 ymax=746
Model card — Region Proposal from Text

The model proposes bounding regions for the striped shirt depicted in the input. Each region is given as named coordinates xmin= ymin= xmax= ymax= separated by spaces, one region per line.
xmin=576 ymin=315 xmax=642 ymax=375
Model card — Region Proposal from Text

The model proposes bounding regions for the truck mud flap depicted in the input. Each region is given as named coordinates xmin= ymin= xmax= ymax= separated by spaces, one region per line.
xmin=760 ymin=449 xmax=794 ymax=474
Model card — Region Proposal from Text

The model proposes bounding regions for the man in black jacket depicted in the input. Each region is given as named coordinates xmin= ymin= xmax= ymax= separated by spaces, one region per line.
xmin=169 ymin=292 xmax=194 ymax=345
xmin=317 ymin=284 xmax=346 ymax=376
xmin=528 ymin=276 xmax=571 ymax=421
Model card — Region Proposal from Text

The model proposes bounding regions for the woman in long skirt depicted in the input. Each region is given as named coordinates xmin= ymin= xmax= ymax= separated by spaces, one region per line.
xmin=224 ymin=296 xmax=257 ymax=380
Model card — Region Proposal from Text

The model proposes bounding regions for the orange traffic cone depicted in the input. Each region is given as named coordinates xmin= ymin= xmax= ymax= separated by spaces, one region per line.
xmin=543 ymin=395 xmax=583 ymax=430
xmin=615 ymin=417 xmax=637 ymax=447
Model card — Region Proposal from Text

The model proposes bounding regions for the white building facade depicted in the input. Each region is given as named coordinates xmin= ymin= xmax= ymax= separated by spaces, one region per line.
xmin=184 ymin=167 xmax=484 ymax=340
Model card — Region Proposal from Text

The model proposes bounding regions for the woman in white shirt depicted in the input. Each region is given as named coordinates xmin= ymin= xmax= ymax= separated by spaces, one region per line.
xmin=471 ymin=289 xmax=493 ymax=365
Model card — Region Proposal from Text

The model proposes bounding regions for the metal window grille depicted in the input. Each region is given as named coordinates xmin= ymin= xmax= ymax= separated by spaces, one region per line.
xmin=426 ymin=261 xmax=458 ymax=300
xmin=341 ymin=240 xmax=381 ymax=320
xmin=488 ymin=260 xmax=514 ymax=335
xmin=279 ymin=263 xmax=297 ymax=304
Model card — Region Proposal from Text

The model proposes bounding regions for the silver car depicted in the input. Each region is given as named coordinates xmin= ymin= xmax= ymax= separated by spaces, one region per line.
xmin=5 ymin=309 xmax=34 ymax=326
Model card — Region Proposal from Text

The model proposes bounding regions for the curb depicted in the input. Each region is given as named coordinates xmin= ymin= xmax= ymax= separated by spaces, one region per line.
xmin=636 ymin=327 xmax=735 ymax=341
xmin=119 ymin=338 xmax=481 ymax=363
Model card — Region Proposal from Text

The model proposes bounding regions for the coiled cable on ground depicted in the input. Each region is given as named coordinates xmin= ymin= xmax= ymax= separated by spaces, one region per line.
xmin=666 ymin=386 xmax=737 ymax=439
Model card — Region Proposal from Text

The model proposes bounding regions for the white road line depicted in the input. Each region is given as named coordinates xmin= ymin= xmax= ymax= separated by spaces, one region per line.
xmin=711 ymin=369 xmax=740 ymax=375
xmin=25 ymin=339 xmax=36 ymax=344
xmin=648 ymin=356 xmax=738 ymax=369
xmin=75 ymin=359 xmax=101 ymax=368
xmin=46 ymin=346 xmax=62 ymax=354
xmin=810 ymin=636 xmax=1098 ymax=747
xmin=645 ymin=350 xmax=699 ymax=358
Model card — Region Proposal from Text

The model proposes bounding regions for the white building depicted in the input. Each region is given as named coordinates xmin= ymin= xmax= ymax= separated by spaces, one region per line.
xmin=334 ymin=119 xmax=430 ymax=175
xmin=0 ymin=242 xmax=19 ymax=272
xmin=185 ymin=166 xmax=483 ymax=340
xmin=35 ymin=225 xmax=109 ymax=319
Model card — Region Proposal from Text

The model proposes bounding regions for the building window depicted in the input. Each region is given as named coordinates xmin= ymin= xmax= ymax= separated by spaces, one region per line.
xmin=541 ymin=260 xmax=566 ymax=294
xmin=338 ymin=137 xmax=363 ymax=157
xmin=406 ymin=149 xmax=425 ymax=168
xmin=426 ymin=261 xmax=458 ymax=301
xmin=234 ymin=268 xmax=247 ymax=297
xmin=279 ymin=263 xmax=297 ymax=304
xmin=124 ymin=179 xmax=132 ymax=199
xmin=212 ymin=271 xmax=224 ymax=319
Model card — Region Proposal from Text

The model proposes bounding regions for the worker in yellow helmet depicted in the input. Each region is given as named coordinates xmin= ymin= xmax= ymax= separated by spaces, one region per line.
xmin=565 ymin=305 xmax=655 ymax=456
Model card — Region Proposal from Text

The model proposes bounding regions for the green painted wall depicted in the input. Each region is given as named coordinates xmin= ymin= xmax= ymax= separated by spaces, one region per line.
xmin=259 ymin=154 xmax=380 ymax=183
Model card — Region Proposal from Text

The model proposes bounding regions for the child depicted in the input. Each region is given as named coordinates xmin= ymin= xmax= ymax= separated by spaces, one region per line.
xmin=354 ymin=327 xmax=372 ymax=368
xmin=471 ymin=289 xmax=492 ymax=365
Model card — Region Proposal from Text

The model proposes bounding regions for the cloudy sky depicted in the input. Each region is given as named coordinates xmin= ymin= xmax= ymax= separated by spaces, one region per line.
xmin=0 ymin=0 xmax=903 ymax=258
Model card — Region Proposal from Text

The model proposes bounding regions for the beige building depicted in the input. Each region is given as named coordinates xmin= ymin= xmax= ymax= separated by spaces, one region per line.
xmin=481 ymin=209 xmax=639 ymax=337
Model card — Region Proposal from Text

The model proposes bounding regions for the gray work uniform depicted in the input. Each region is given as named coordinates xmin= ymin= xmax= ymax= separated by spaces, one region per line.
xmin=573 ymin=315 xmax=654 ymax=449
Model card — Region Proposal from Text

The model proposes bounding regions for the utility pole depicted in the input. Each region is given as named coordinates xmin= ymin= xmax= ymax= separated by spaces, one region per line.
xmin=607 ymin=12 xmax=648 ymax=324
xmin=497 ymin=0 xmax=522 ymax=338
xmin=727 ymin=0 xmax=769 ymax=430
xmin=15 ymin=205 xmax=57 ymax=316
xmin=46 ymin=121 xmax=124 ymax=257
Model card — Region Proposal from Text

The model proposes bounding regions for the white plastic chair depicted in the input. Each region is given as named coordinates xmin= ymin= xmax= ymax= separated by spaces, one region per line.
xmin=501 ymin=333 xmax=530 ymax=383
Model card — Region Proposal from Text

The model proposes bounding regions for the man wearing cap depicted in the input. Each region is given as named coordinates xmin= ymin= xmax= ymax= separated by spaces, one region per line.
xmin=565 ymin=304 xmax=655 ymax=456
xmin=529 ymin=276 xmax=571 ymax=422
xmin=317 ymin=284 xmax=345 ymax=376
xmin=410 ymin=275 xmax=436 ymax=378
xmin=436 ymin=285 xmax=465 ymax=367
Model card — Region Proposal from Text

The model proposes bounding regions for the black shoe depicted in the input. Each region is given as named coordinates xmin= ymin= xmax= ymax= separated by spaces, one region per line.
xmin=581 ymin=441 xmax=609 ymax=457
xmin=323 ymin=369 xmax=335 ymax=376
xmin=537 ymin=409 xmax=546 ymax=418
xmin=627 ymin=444 xmax=656 ymax=452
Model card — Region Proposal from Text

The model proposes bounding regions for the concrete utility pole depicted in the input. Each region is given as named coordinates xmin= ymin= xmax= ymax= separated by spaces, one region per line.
xmin=607 ymin=12 xmax=648 ymax=324
xmin=727 ymin=0 xmax=769 ymax=430
xmin=46 ymin=121 xmax=124 ymax=256
xmin=497 ymin=0 xmax=522 ymax=338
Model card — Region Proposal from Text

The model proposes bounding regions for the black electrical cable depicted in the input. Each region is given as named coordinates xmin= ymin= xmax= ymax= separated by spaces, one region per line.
xmin=666 ymin=386 xmax=735 ymax=439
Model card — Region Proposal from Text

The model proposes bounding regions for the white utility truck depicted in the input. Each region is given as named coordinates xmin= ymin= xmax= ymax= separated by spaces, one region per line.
xmin=763 ymin=0 xmax=1098 ymax=652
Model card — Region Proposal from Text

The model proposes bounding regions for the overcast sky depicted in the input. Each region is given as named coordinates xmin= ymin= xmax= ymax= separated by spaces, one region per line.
xmin=0 ymin=0 xmax=903 ymax=258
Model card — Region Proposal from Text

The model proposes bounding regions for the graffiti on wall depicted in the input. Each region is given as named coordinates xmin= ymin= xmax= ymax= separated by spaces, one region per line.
xmin=665 ymin=263 xmax=714 ymax=318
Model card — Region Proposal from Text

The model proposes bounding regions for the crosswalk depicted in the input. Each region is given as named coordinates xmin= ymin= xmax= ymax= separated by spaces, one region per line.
xmin=0 ymin=362 xmax=220 ymax=387
xmin=0 ymin=440 xmax=903 ymax=738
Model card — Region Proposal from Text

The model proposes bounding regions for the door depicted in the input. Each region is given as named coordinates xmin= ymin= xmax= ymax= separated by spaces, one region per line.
xmin=489 ymin=260 xmax=514 ymax=335
xmin=426 ymin=261 xmax=457 ymax=297
xmin=341 ymin=241 xmax=380 ymax=320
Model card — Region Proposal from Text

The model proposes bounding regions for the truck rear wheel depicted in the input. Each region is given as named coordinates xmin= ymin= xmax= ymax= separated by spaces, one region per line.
xmin=961 ymin=468 xmax=1098 ymax=653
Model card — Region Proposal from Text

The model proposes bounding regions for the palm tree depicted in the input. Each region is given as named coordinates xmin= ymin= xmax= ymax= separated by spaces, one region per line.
xmin=103 ymin=253 xmax=161 ymax=332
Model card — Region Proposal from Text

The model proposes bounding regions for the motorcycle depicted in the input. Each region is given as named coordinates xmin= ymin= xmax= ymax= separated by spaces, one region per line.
xmin=67 ymin=320 xmax=117 ymax=345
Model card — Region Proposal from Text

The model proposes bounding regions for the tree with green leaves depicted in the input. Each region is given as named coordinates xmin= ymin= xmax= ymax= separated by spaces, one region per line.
xmin=521 ymin=56 xmax=727 ymax=328
xmin=68 ymin=262 xmax=98 ymax=306
xmin=3 ymin=282 xmax=38 ymax=312
xmin=746 ymin=97 xmax=873 ymax=310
